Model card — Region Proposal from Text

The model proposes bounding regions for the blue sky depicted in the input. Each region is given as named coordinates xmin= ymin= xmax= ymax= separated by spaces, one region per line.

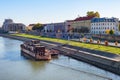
xmin=0 ymin=0 xmax=119 ymax=26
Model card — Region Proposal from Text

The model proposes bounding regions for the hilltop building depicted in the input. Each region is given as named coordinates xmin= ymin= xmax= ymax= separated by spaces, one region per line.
xmin=2 ymin=19 xmax=26 ymax=33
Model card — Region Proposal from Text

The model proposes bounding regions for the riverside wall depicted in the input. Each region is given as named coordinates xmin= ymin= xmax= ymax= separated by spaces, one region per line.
xmin=0 ymin=34 xmax=120 ymax=75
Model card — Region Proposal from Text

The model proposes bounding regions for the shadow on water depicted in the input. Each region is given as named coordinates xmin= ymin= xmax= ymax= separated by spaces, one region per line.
xmin=26 ymin=60 xmax=50 ymax=71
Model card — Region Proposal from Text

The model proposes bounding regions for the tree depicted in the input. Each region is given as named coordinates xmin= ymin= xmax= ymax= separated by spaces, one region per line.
xmin=109 ymin=29 xmax=114 ymax=35
xmin=87 ymin=11 xmax=94 ymax=17
xmin=105 ymin=29 xmax=110 ymax=34
xmin=95 ymin=12 xmax=100 ymax=18
xmin=32 ymin=23 xmax=44 ymax=31
xmin=87 ymin=11 xmax=100 ymax=18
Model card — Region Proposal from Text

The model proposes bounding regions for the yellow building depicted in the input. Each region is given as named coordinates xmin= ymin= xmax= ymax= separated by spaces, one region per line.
xmin=65 ymin=16 xmax=95 ymax=33
xmin=71 ymin=20 xmax=91 ymax=30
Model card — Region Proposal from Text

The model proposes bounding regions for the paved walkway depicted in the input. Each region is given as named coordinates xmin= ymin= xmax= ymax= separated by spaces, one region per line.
xmin=40 ymin=41 xmax=120 ymax=61
xmin=71 ymin=39 xmax=120 ymax=48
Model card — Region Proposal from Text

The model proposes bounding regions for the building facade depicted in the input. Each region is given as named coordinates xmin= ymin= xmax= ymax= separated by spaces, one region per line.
xmin=7 ymin=23 xmax=25 ymax=32
xmin=44 ymin=23 xmax=55 ymax=32
xmin=2 ymin=19 xmax=26 ymax=32
xmin=65 ymin=16 xmax=95 ymax=33
xmin=91 ymin=17 xmax=119 ymax=35
xmin=2 ymin=19 xmax=13 ymax=31
xmin=44 ymin=22 xmax=65 ymax=33
xmin=54 ymin=22 xmax=65 ymax=33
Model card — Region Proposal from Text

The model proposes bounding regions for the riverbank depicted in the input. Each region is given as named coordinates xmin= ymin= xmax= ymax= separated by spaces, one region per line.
xmin=11 ymin=33 xmax=120 ymax=55
xmin=0 ymin=33 xmax=120 ymax=75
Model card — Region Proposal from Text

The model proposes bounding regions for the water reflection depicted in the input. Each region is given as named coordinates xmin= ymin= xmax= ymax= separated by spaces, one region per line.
xmin=0 ymin=37 xmax=119 ymax=80
xmin=27 ymin=60 xmax=49 ymax=71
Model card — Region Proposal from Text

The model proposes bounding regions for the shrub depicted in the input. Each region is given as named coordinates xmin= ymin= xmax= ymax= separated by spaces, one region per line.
xmin=115 ymin=41 xmax=118 ymax=46
xmin=97 ymin=40 xmax=100 ymax=44
xmin=90 ymin=38 xmax=93 ymax=43
xmin=104 ymin=41 xmax=108 ymax=46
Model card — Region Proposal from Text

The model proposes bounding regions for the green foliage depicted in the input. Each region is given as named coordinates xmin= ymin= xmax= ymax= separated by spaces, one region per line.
xmin=87 ymin=11 xmax=100 ymax=18
xmin=32 ymin=23 xmax=44 ymax=31
xmin=12 ymin=33 xmax=120 ymax=54
xmin=87 ymin=11 xmax=94 ymax=17
xmin=105 ymin=29 xmax=110 ymax=34
xmin=109 ymin=29 xmax=114 ymax=35
xmin=95 ymin=12 xmax=100 ymax=18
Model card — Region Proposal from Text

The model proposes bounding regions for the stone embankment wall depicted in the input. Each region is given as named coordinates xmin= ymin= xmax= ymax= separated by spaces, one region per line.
xmin=0 ymin=34 xmax=120 ymax=75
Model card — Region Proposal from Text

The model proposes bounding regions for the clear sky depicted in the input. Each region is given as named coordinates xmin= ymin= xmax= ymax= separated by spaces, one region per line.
xmin=0 ymin=0 xmax=120 ymax=26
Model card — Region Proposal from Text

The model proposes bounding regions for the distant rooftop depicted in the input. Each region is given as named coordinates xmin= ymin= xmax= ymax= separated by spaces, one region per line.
xmin=74 ymin=16 xmax=95 ymax=21
xmin=91 ymin=17 xmax=118 ymax=22
xmin=66 ymin=16 xmax=95 ymax=22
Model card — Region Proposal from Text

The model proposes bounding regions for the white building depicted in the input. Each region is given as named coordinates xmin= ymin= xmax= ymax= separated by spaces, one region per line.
xmin=44 ymin=23 xmax=54 ymax=32
xmin=91 ymin=17 xmax=119 ymax=35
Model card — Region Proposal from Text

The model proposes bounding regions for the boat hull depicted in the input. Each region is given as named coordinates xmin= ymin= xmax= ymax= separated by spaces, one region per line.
xmin=21 ymin=48 xmax=51 ymax=60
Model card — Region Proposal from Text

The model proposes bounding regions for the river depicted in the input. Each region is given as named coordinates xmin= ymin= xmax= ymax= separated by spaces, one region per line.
xmin=0 ymin=37 xmax=119 ymax=80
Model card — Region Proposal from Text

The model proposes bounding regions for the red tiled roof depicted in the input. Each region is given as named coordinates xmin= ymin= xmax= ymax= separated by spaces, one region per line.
xmin=74 ymin=16 xmax=95 ymax=21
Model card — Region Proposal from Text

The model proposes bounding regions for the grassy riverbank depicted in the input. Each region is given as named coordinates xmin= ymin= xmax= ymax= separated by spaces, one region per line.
xmin=12 ymin=33 xmax=120 ymax=55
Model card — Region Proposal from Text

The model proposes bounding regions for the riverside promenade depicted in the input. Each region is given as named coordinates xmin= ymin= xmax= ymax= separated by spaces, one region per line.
xmin=71 ymin=38 xmax=120 ymax=48
xmin=0 ymin=34 xmax=120 ymax=75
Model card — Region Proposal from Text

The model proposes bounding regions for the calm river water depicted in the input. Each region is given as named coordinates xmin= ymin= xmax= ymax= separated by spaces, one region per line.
xmin=0 ymin=37 xmax=120 ymax=80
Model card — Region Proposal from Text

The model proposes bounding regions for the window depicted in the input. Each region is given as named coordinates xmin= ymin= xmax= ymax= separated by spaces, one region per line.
xmin=113 ymin=27 xmax=114 ymax=29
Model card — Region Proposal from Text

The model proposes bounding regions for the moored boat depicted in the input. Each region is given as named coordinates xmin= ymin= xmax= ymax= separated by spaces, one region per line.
xmin=48 ymin=49 xmax=59 ymax=56
xmin=20 ymin=40 xmax=51 ymax=60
